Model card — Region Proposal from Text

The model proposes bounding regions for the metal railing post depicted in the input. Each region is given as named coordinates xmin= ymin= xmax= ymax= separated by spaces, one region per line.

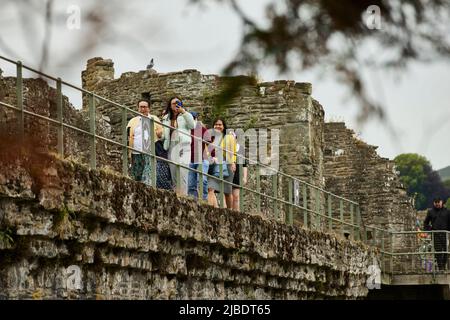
xmin=303 ymin=184 xmax=308 ymax=228
xmin=219 ymin=162 xmax=224 ymax=208
xmin=382 ymin=230 xmax=385 ymax=272
xmin=272 ymin=172 xmax=278 ymax=220
xmin=363 ymin=226 xmax=368 ymax=244
xmin=444 ymin=231 xmax=448 ymax=270
xmin=356 ymin=205 xmax=361 ymax=241
xmin=315 ymin=188 xmax=321 ymax=230
xmin=256 ymin=164 xmax=261 ymax=213
xmin=239 ymin=162 xmax=243 ymax=212
xmin=328 ymin=195 xmax=332 ymax=231
xmin=372 ymin=227 xmax=376 ymax=247
xmin=149 ymin=117 xmax=156 ymax=188
xmin=89 ymin=94 xmax=96 ymax=169
xmin=199 ymin=162 xmax=204 ymax=202
xmin=411 ymin=232 xmax=415 ymax=273
xmin=387 ymin=231 xmax=394 ymax=275
xmin=121 ymin=106 xmax=128 ymax=176
xmin=16 ymin=61 xmax=24 ymax=136
xmin=339 ymin=199 xmax=344 ymax=237
xmin=287 ymin=178 xmax=293 ymax=225
xmin=309 ymin=187 xmax=314 ymax=230
xmin=431 ymin=231 xmax=435 ymax=275
xmin=350 ymin=203 xmax=354 ymax=240
xmin=56 ymin=78 xmax=64 ymax=156
xmin=176 ymin=163 xmax=182 ymax=195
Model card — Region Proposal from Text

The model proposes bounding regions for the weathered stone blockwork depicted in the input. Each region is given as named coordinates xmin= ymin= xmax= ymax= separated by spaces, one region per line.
xmin=0 ymin=74 xmax=118 ymax=170
xmin=323 ymin=122 xmax=416 ymax=232
xmin=0 ymin=148 xmax=377 ymax=299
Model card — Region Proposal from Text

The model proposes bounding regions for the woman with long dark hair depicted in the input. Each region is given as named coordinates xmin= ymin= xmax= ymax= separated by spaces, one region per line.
xmin=206 ymin=118 xmax=237 ymax=208
xmin=160 ymin=96 xmax=196 ymax=195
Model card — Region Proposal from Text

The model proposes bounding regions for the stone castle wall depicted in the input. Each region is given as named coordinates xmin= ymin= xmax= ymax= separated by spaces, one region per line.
xmin=0 ymin=145 xmax=378 ymax=299
xmin=0 ymin=75 xmax=112 ymax=168
xmin=323 ymin=122 xmax=416 ymax=243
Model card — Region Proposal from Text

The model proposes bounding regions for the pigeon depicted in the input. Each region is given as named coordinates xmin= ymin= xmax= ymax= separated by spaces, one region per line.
xmin=147 ymin=58 xmax=154 ymax=70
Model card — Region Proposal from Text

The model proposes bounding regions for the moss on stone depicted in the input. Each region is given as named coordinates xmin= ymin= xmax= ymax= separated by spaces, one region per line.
xmin=0 ymin=227 xmax=14 ymax=247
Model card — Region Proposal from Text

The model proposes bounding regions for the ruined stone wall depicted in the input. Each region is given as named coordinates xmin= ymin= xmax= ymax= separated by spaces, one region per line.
xmin=1 ymin=77 xmax=53 ymax=135
xmin=0 ymin=146 xmax=378 ymax=299
xmin=0 ymin=74 xmax=114 ymax=170
xmin=323 ymin=122 xmax=416 ymax=233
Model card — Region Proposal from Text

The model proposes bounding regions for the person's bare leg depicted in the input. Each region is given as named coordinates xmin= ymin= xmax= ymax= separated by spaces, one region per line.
xmin=208 ymin=189 xmax=218 ymax=208
xmin=232 ymin=189 xmax=240 ymax=211
xmin=225 ymin=194 xmax=233 ymax=209
xmin=216 ymin=193 xmax=227 ymax=208
xmin=223 ymin=194 xmax=228 ymax=208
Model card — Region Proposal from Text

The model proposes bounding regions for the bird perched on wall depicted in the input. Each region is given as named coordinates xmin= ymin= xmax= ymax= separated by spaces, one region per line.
xmin=144 ymin=58 xmax=157 ymax=78
xmin=147 ymin=58 xmax=154 ymax=70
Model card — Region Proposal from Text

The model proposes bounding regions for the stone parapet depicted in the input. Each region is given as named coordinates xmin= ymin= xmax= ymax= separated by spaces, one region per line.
xmin=0 ymin=144 xmax=378 ymax=299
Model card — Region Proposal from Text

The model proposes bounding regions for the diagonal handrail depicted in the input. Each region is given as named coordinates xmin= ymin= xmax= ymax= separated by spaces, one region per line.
xmin=2 ymin=54 xmax=408 ymax=271
xmin=4 ymin=55 xmax=448 ymax=280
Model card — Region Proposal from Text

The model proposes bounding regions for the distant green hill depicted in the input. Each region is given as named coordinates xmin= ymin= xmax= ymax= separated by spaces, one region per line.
xmin=438 ymin=166 xmax=450 ymax=181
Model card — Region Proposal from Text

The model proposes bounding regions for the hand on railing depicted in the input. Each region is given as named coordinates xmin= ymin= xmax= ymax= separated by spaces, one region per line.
xmin=156 ymin=126 xmax=163 ymax=139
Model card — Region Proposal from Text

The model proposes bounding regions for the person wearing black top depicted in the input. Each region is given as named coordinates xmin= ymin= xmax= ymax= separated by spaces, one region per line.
xmin=155 ymin=133 xmax=173 ymax=190
xmin=231 ymin=137 xmax=248 ymax=211
xmin=424 ymin=198 xmax=450 ymax=271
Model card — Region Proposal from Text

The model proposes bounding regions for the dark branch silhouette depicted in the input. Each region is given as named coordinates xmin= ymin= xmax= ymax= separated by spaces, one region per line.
xmin=194 ymin=0 xmax=450 ymax=126
xmin=39 ymin=0 xmax=53 ymax=73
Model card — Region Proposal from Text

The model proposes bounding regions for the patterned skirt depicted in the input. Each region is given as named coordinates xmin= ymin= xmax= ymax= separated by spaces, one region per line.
xmin=130 ymin=154 xmax=151 ymax=185
xmin=156 ymin=160 xmax=173 ymax=190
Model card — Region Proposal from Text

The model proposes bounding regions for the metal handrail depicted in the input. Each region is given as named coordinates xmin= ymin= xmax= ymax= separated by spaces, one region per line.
xmin=7 ymin=55 xmax=447 ymax=278
xmin=1 ymin=55 xmax=363 ymax=242
xmin=0 ymin=55 xmax=358 ymax=203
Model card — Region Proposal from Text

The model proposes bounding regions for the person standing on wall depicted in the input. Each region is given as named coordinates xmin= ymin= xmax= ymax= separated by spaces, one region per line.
xmin=231 ymin=131 xmax=248 ymax=211
xmin=188 ymin=111 xmax=209 ymax=200
xmin=126 ymin=99 xmax=162 ymax=186
xmin=155 ymin=124 xmax=173 ymax=190
xmin=424 ymin=197 xmax=450 ymax=271
xmin=161 ymin=97 xmax=196 ymax=195
xmin=206 ymin=118 xmax=236 ymax=208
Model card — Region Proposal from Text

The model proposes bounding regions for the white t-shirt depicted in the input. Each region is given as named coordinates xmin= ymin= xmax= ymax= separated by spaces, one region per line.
xmin=132 ymin=117 xmax=144 ymax=154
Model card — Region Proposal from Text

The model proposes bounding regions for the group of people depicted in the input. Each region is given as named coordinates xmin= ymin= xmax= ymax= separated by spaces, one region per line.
xmin=126 ymin=97 xmax=248 ymax=211
xmin=423 ymin=197 xmax=450 ymax=270
xmin=125 ymin=98 xmax=450 ymax=273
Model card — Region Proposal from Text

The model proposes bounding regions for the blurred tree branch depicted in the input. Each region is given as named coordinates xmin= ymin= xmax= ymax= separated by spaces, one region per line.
xmin=1 ymin=0 xmax=449 ymax=129
xmin=192 ymin=0 xmax=450 ymax=125
xmin=0 ymin=0 xmax=154 ymax=74
xmin=39 ymin=0 xmax=53 ymax=72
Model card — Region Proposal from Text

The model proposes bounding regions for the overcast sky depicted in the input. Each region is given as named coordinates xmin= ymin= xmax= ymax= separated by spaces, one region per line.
xmin=1 ymin=0 xmax=449 ymax=170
